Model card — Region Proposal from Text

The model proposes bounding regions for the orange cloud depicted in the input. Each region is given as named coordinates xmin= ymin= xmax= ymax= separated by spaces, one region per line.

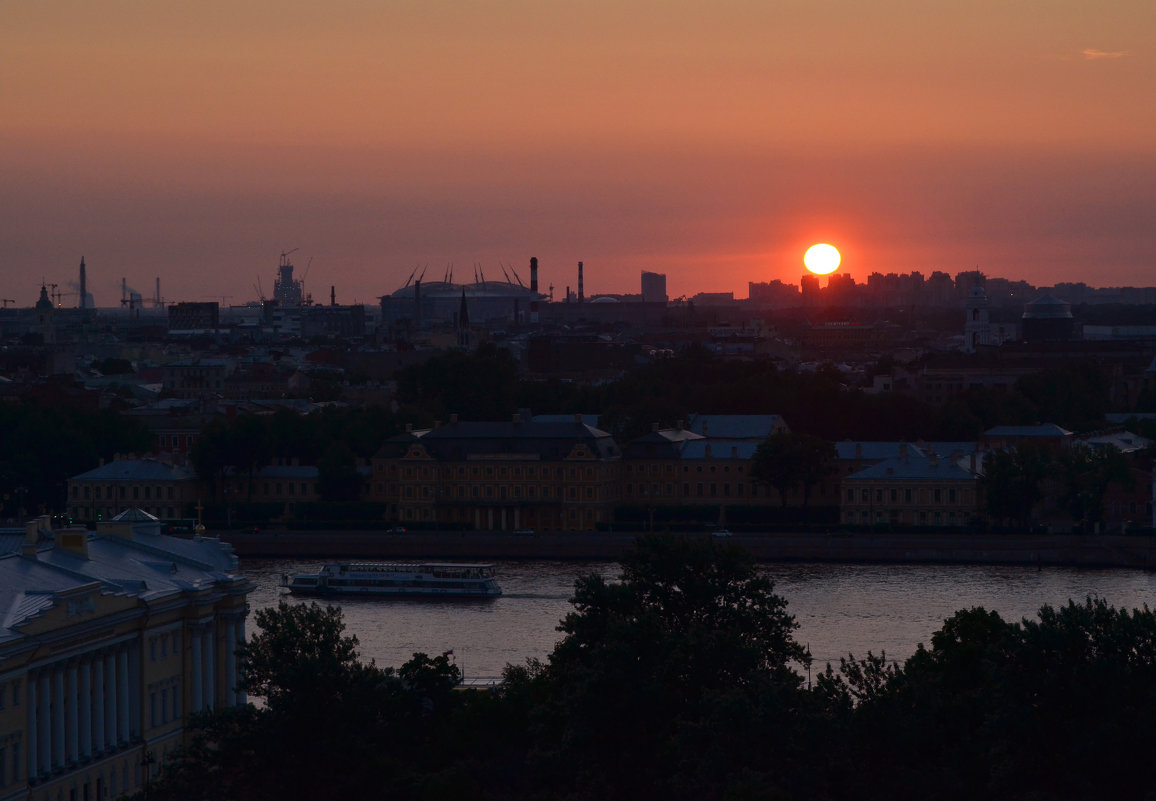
xmin=1082 ymin=49 xmax=1129 ymax=60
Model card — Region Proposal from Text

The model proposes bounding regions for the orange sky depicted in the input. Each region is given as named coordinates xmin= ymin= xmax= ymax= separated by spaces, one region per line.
xmin=3 ymin=0 xmax=1154 ymax=305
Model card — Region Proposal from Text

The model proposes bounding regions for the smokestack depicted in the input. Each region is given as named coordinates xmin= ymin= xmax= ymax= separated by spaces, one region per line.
xmin=79 ymin=257 xmax=87 ymax=310
xmin=122 ymin=277 xmax=127 ymax=305
xmin=330 ymin=285 xmax=336 ymax=306
xmin=155 ymin=277 xmax=161 ymax=308
xmin=578 ymin=261 xmax=584 ymax=303
xmin=530 ymin=257 xmax=538 ymax=293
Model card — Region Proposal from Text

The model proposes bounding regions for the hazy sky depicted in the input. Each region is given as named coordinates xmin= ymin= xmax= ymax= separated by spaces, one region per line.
xmin=3 ymin=0 xmax=1154 ymax=306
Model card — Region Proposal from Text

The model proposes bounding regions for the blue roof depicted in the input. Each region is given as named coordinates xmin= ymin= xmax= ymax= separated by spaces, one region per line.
xmin=984 ymin=424 xmax=1072 ymax=438
xmin=681 ymin=440 xmax=759 ymax=460
xmin=687 ymin=414 xmax=787 ymax=440
xmin=71 ymin=460 xmax=197 ymax=482
xmin=846 ymin=454 xmax=976 ymax=482
xmin=836 ymin=442 xmax=925 ymax=461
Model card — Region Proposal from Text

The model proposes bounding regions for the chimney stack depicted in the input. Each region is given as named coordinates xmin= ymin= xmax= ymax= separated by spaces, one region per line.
xmin=578 ymin=261 xmax=584 ymax=302
xmin=530 ymin=257 xmax=539 ymax=293
xmin=79 ymin=257 xmax=87 ymax=310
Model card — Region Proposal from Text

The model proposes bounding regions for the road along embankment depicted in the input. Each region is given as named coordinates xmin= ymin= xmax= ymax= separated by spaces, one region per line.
xmin=220 ymin=530 xmax=1156 ymax=569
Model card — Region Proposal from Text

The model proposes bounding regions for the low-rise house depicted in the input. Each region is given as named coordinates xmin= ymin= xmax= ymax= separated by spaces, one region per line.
xmin=67 ymin=459 xmax=198 ymax=523
xmin=841 ymin=452 xmax=979 ymax=527
xmin=371 ymin=414 xmax=620 ymax=531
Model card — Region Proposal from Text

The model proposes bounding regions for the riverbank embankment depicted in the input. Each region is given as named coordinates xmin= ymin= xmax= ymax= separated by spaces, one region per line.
xmin=220 ymin=530 xmax=1156 ymax=569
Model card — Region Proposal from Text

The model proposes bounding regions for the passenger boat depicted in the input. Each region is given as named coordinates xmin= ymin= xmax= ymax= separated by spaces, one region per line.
xmin=280 ymin=562 xmax=502 ymax=598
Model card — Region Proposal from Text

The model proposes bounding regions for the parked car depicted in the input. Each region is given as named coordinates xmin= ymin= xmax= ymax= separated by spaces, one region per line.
xmin=710 ymin=528 xmax=733 ymax=538
xmin=387 ymin=526 xmax=407 ymax=534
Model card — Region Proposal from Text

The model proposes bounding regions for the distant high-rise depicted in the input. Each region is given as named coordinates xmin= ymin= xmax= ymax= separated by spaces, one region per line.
xmin=274 ymin=252 xmax=304 ymax=307
xmin=78 ymin=256 xmax=87 ymax=309
xmin=641 ymin=271 xmax=668 ymax=303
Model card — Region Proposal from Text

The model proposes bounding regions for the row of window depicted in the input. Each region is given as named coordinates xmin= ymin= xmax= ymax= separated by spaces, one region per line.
xmin=74 ymin=484 xmax=178 ymax=501
xmin=228 ymin=481 xmax=315 ymax=497
xmin=843 ymin=510 xmax=968 ymax=525
xmin=148 ymin=631 xmax=182 ymax=663
xmin=148 ymin=682 xmax=181 ymax=729
xmin=845 ymin=486 xmax=971 ymax=505
xmin=71 ymin=506 xmax=182 ymax=520
xmin=384 ymin=463 xmax=605 ymax=481
xmin=398 ymin=484 xmax=602 ymax=501
xmin=0 ymin=743 xmax=20 ymax=788
xmin=0 ymin=680 xmax=20 ymax=712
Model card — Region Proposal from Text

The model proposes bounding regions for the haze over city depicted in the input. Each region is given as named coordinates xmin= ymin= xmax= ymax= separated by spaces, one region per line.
xmin=4 ymin=0 xmax=1154 ymax=306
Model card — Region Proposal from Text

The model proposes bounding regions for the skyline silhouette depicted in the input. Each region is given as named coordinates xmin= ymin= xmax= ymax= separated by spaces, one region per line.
xmin=4 ymin=2 xmax=1153 ymax=306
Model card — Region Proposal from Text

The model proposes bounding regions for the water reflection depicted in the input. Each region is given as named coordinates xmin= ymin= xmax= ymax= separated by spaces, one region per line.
xmin=243 ymin=559 xmax=1156 ymax=682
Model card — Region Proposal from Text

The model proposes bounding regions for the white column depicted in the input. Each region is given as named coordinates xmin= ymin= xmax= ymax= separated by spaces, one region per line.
xmin=52 ymin=668 xmax=65 ymax=767
xmin=116 ymin=649 xmax=129 ymax=743
xmin=37 ymin=673 xmax=51 ymax=774
xmin=190 ymin=631 xmax=203 ymax=712
xmin=236 ymin=617 xmax=247 ymax=705
xmin=27 ymin=674 xmax=38 ymax=779
xmin=79 ymin=660 xmax=93 ymax=758
xmin=128 ymin=647 xmax=140 ymax=738
xmin=93 ymin=657 xmax=106 ymax=753
xmin=66 ymin=662 xmax=79 ymax=763
xmin=204 ymin=625 xmax=216 ymax=710
xmin=104 ymin=651 xmax=118 ymax=746
xmin=224 ymin=619 xmax=237 ymax=707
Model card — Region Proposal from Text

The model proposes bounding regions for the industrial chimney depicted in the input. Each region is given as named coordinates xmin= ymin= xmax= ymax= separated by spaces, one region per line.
xmin=530 ymin=257 xmax=539 ymax=293
xmin=578 ymin=261 xmax=584 ymax=303
xmin=79 ymin=257 xmax=87 ymax=310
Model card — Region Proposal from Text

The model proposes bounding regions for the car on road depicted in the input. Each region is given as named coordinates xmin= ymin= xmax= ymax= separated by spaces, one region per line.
xmin=710 ymin=528 xmax=733 ymax=538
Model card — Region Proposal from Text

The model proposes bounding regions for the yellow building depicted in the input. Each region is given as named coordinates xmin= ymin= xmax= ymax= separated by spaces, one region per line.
xmin=0 ymin=513 xmax=251 ymax=801
xmin=371 ymin=415 xmax=621 ymax=532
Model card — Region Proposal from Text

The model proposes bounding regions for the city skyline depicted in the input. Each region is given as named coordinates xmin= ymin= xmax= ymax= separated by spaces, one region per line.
xmin=3 ymin=1 xmax=1154 ymax=306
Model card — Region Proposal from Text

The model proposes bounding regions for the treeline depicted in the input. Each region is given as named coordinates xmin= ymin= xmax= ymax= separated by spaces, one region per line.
xmin=0 ymin=401 xmax=153 ymax=519
xmin=146 ymin=537 xmax=1156 ymax=801
xmin=190 ymin=406 xmax=426 ymax=503
xmin=397 ymin=345 xmax=1121 ymax=441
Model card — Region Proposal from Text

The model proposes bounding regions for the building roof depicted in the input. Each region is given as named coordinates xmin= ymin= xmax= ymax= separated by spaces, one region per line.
xmin=687 ymin=414 xmax=788 ymax=440
xmin=0 ymin=524 xmax=245 ymax=644
xmin=984 ymin=424 xmax=1073 ymax=439
xmin=416 ymin=419 xmax=620 ymax=460
xmin=845 ymin=454 xmax=977 ymax=482
xmin=680 ymin=440 xmax=759 ymax=460
xmin=835 ymin=441 xmax=926 ymax=461
xmin=71 ymin=459 xmax=198 ymax=483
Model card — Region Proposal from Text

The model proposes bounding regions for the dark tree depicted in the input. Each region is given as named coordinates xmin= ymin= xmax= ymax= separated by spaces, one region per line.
xmin=527 ymin=535 xmax=812 ymax=801
xmin=980 ymin=442 xmax=1051 ymax=528
xmin=750 ymin=431 xmax=837 ymax=510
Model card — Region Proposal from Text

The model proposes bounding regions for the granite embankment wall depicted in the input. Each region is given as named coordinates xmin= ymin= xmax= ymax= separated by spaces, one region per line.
xmin=221 ymin=530 xmax=1156 ymax=569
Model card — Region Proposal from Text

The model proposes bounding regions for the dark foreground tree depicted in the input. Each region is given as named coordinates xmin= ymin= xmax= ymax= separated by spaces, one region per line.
xmin=149 ymin=601 xmax=465 ymax=801
xmin=819 ymin=598 xmax=1156 ymax=801
xmin=524 ymin=535 xmax=816 ymax=801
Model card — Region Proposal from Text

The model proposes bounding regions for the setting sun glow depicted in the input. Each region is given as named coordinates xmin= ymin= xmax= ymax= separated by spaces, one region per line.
xmin=804 ymin=244 xmax=841 ymax=275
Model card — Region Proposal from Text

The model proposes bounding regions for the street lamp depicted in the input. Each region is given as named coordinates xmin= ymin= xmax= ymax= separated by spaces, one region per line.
xmin=140 ymin=750 xmax=156 ymax=799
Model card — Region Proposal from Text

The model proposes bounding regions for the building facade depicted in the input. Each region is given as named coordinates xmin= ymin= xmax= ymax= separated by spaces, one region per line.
xmin=0 ymin=514 xmax=250 ymax=801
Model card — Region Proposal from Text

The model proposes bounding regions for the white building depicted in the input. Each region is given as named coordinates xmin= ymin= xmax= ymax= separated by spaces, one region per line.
xmin=0 ymin=513 xmax=251 ymax=801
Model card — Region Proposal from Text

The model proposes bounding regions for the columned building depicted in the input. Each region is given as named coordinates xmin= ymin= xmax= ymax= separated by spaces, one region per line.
xmin=0 ymin=515 xmax=251 ymax=801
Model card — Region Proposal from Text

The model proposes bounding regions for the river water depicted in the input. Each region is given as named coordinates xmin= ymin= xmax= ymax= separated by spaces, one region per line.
xmin=242 ymin=559 xmax=1156 ymax=683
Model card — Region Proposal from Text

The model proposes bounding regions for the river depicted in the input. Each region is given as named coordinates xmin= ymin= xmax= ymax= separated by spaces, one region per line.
xmin=242 ymin=559 xmax=1156 ymax=682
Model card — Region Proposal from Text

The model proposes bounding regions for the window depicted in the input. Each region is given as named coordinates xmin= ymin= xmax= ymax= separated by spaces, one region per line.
xmin=905 ymin=489 xmax=912 ymax=502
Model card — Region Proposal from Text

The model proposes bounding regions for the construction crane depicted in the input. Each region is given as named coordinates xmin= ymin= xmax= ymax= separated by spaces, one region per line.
xmin=1 ymin=299 xmax=14 ymax=308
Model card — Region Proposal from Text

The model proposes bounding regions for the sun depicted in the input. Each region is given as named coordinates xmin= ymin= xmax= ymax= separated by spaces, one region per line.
xmin=804 ymin=243 xmax=841 ymax=275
